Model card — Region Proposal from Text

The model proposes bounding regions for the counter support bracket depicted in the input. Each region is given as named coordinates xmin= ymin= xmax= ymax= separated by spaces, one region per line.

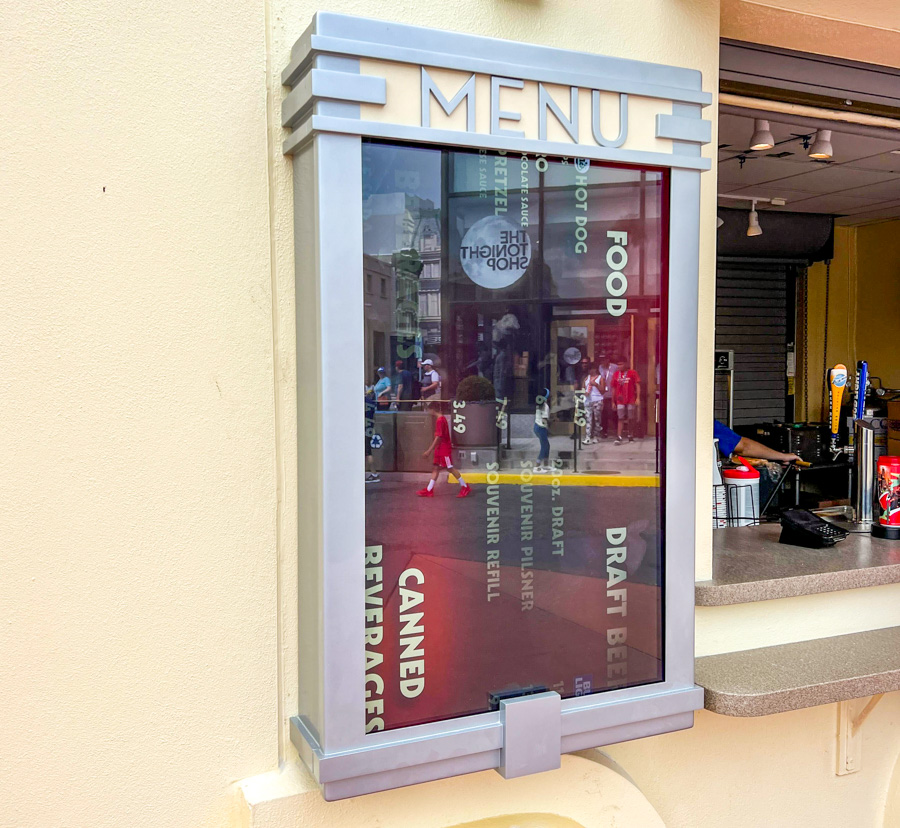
xmin=837 ymin=694 xmax=884 ymax=776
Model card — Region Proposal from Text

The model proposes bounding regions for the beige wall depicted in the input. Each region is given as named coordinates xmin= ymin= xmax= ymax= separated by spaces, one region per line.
xmin=608 ymin=699 xmax=900 ymax=828
xmin=721 ymin=0 xmax=900 ymax=69
xmin=1 ymin=1 xmax=279 ymax=827
xmin=856 ymin=221 xmax=900 ymax=392
xmin=21 ymin=0 xmax=900 ymax=825
xmin=803 ymin=227 xmax=856 ymax=422
xmin=239 ymin=698 xmax=900 ymax=828
xmin=5 ymin=0 xmax=900 ymax=824
xmin=802 ymin=220 xmax=900 ymax=422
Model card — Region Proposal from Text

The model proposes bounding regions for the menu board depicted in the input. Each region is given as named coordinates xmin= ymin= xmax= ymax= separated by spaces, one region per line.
xmin=362 ymin=141 xmax=667 ymax=731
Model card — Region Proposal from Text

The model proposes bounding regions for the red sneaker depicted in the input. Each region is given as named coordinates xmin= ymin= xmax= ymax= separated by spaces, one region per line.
xmin=456 ymin=485 xmax=472 ymax=498
xmin=416 ymin=488 xmax=435 ymax=497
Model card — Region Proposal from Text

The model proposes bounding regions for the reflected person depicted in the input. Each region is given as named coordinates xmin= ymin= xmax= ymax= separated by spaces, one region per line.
xmin=364 ymin=385 xmax=379 ymax=484
xmin=392 ymin=360 xmax=413 ymax=410
xmin=599 ymin=354 xmax=617 ymax=440
xmin=417 ymin=402 xmax=472 ymax=498
xmin=374 ymin=367 xmax=392 ymax=409
xmin=582 ymin=363 xmax=605 ymax=445
xmin=612 ymin=357 xmax=640 ymax=445
xmin=533 ymin=388 xmax=551 ymax=474
xmin=420 ymin=358 xmax=441 ymax=400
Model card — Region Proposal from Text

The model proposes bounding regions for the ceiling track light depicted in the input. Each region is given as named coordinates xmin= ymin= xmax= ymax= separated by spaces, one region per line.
xmin=749 ymin=119 xmax=774 ymax=151
xmin=747 ymin=200 xmax=762 ymax=237
xmin=717 ymin=195 xmax=785 ymax=238
xmin=808 ymin=129 xmax=834 ymax=160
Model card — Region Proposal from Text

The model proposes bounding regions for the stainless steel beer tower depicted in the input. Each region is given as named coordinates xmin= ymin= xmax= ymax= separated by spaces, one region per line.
xmin=854 ymin=420 xmax=875 ymax=525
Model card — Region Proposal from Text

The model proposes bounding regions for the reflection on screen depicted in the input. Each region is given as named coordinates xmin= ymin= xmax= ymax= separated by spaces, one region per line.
xmin=361 ymin=141 xmax=667 ymax=732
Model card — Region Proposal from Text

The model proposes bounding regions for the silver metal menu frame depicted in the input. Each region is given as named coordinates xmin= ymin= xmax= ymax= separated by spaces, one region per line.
xmin=283 ymin=12 xmax=712 ymax=800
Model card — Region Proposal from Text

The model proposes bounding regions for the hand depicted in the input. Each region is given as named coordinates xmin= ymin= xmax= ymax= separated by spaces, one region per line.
xmin=781 ymin=453 xmax=802 ymax=464
xmin=422 ymin=450 xmax=430 ymax=458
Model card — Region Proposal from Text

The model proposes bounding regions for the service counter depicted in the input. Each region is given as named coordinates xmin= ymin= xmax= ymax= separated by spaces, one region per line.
xmin=695 ymin=524 xmax=900 ymax=717
xmin=697 ymin=523 xmax=900 ymax=606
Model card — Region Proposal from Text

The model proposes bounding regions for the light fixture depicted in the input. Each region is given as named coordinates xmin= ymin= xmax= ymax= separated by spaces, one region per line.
xmin=749 ymin=119 xmax=775 ymax=151
xmin=747 ymin=200 xmax=762 ymax=237
xmin=809 ymin=130 xmax=833 ymax=159
xmin=717 ymin=194 xmax=785 ymax=237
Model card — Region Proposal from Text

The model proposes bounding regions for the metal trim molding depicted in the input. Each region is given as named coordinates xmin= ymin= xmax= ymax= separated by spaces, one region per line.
xmin=286 ymin=13 xmax=712 ymax=104
xmin=310 ymin=114 xmax=711 ymax=171
xmin=281 ymin=12 xmax=713 ymax=167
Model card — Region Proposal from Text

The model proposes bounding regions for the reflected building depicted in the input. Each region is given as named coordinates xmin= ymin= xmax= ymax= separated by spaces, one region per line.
xmin=363 ymin=190 xmax=442 ymax=379
xmin=362 ymin=145 xmax=663 ymax=446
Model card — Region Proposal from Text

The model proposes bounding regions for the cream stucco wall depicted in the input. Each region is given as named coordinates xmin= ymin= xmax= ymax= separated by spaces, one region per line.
xmin=11 ymin=0 xmax=900 ymax=827
xmin=854 ymin=220 xmax=900 ymax=393
xmin=804 ymin=226 xmax=857 ymax=423
xmin=608 ymin=700 xmax=900 ymax=828
xmin=722 ymin=0 xmax=900 ymax=69
xmin=801 ymin=219 xmax=900 ymax=422
xmin=1 ymin=1 xmax=279 ymax=826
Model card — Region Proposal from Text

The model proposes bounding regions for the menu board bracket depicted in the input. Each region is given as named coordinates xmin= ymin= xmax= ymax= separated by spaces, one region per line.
xmin=499 ymin=691 xmax=562 ymax=779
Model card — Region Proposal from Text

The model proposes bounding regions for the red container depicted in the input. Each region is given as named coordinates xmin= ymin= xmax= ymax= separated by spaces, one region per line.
xmin=722 ymin=456 xmax=760 ymax=527
xmin=876 ymin=456 xmax=900 ymax=532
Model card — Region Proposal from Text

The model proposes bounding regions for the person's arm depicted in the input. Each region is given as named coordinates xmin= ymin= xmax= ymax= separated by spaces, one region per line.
xmin=734 ymin=436 xmax=801 ymax=464
xmin=422 ymin=427 xmax=440 ymax=457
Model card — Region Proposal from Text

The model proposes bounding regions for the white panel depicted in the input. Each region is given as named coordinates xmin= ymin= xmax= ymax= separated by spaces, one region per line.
xmin=782 ymin=193 xmax=885 ymax=214
xmin=717 ymin=156 xmax=813 ymax=190
xmin=836 ymin=202 xmax=900 ymax=224
xmin=720 ymin=186 xmax=817 ymax=205
xmin=833 ymin=177 xmax=900 ymax=202
xmin=845 ymin=152 xmax=900 ymax=173
xmin=772 ymin=165 xmax=899 ymax=195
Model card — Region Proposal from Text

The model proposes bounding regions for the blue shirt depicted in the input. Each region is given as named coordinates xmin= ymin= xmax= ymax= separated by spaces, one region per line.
xmin=374 ymin=376 xmax=392 ymax=399
xmin=714 ymin=420 xmax=741 ymax=457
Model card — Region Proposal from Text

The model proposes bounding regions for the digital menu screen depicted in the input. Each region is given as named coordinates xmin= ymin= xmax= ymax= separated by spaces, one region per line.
xmin=361 ymin=141 xmax=667 ymax=731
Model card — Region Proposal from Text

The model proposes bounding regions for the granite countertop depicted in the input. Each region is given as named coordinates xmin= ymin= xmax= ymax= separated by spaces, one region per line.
xmin=696 ymin=523 xmax=900 ymax=606
xmin=696 ymin=627 xmax=900 ymax=716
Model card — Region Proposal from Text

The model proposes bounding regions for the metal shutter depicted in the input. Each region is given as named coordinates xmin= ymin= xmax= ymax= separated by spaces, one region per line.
xmin=715 ymin=261 xmax=788 ymax=427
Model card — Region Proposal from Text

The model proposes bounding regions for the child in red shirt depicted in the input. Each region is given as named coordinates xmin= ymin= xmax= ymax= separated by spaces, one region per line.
xmin=611 ymin=358 xmax=640 ymax=445
xmin=418 ymin=402 xmax=472 ymax=498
